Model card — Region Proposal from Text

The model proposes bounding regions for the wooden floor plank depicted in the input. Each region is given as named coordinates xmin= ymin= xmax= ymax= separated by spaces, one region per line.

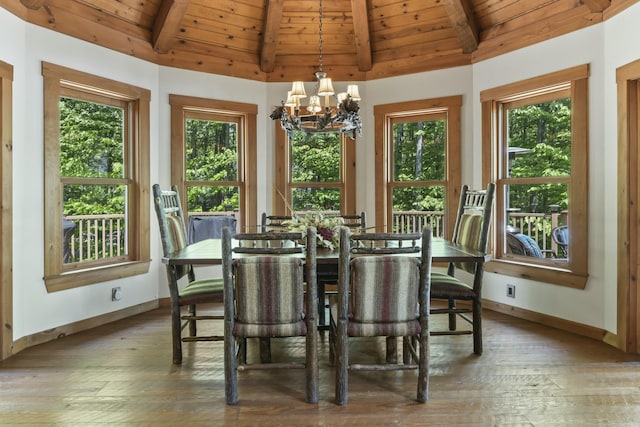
xmin=1 ymin=305 xmax=639 ymax=426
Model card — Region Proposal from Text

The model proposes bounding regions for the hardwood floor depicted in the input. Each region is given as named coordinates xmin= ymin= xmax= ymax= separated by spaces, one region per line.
xmin=1 ymin=305 xmax=639 ymax=426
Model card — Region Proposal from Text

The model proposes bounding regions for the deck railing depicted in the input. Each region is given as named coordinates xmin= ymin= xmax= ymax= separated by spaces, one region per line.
xmin=63 ymin=210 xmax=565 ymax=263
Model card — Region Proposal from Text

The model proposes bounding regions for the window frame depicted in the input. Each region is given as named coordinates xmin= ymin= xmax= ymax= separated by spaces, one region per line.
xmin=374 ymin=96 xmax=462 ymax=236
xmin=481 ymin=64 xmax=589 ymax=288
xmin=274 ymin=127 xmax=356 ymax=216
xmin=169 ymin=95 xmax=257 ymax=231
xmin=42 ymin=62 xmax=151 ymax=292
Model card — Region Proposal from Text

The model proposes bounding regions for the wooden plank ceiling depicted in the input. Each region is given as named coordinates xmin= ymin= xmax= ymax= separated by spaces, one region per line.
xmin=3 ymin=0 xmax=635 ymax=82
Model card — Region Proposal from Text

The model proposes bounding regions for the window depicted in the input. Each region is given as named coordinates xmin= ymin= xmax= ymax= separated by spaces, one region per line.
xmin=274 ymin=128 xmax=356 ymax=215
xmin=481 ymin=65 xmax=589 ymax=288
xmin=43 ymin=62 xmax=151 ymax=291
xmin=169 ymin=95 xmax=257 ymax=231
xmin=374 ymin=96 xmax=462 ymax=236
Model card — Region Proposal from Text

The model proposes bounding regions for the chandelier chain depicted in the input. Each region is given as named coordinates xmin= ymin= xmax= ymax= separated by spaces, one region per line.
xmin=318 ymin=0 xmax=323 ymax=72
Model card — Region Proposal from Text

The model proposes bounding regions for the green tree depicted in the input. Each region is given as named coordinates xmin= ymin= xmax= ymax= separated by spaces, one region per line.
xmin=60 ymin=97 xmax=125 ymax=215
xmin=185 ymin=118 xmax=239 ymax=212
xmin=508 ymin=98 xmax=571 ymax=213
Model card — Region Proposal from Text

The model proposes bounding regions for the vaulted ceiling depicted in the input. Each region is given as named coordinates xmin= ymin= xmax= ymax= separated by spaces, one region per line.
xmin=3 ymin=0 xmax=635 ymax=82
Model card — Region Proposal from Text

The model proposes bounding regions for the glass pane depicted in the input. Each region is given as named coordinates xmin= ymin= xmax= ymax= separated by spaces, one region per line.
xmin=187 ymin=185 xmax=239 ymax=213
xmin=393 ymin=119 xmax=445 ymax=181
xmin=507 ymin=98 xmax=571 ymax=178
xmin=63 ymin=184 xmax=127 ymax=264
xmin=290 ymin=131 xmax=340 ymax=183
xmin=391 ymin=186 xmax=444 ymax=236
xmin=185 ymin=118 xmax=238 ymax=181
xmin=59 ymin=97 xmax=124 ymax=179
xmin=292 ymin=187 xmax=340 ymax=212
xmin=504 ymin=183 xmax=568 ymax=261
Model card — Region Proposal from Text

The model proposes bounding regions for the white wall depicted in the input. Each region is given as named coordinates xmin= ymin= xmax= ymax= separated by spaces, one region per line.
xmin=2 ymin=3 xmax=640 ymax=340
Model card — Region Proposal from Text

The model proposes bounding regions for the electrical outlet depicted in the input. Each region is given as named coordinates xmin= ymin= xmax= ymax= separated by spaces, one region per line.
xmin=111 ymin=287 xmax=122 ymax=301
xmin=506 ymin=284 xmax=516 ymax=298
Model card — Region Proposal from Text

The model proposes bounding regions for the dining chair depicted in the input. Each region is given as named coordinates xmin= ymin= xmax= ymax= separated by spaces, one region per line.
xmin=260 ymin=212 xmax=293 ymax=232
xmin=328 ymin=211 xmax=366 ymax=232
xmin=551 ymin=225 xmax=569 ymax=258
xmin=329 ymin=226 xmax=433 ymax=405
xmin=152 ymin=184 xmax=224 ymax=365
xmin=222 ymin=227 xmax=319 ymax=405
xmin=317 ymin=211 xmax=366 ymax=329
xmin=430 ymin=183 xmax=495 ymax=355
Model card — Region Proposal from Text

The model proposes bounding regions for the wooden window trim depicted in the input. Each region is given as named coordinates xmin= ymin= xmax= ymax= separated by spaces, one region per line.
xmin=42 ymin=62 xmax=151 ymax=292
xmin=374 ymin=96 xmax=462 ymax=235
xmin=169 ymin=94 xmax=257 ymax=231
xmin=274 ymin=127 xmax=356 ymax=216
xmin=1 ymin=60 xmax=14 ymax=359
xmin=481 ymin=64 xmax=589 ymax=289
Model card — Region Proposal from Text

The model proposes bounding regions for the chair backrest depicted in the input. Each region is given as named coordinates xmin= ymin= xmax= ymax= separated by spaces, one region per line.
xmin=153 ymin=184 xmax=190 ymax=279
xmin=450 ymin=183 xmax=495 ymax=274
xmin=329 ymin=212 xmax=366 ymax=232
xmin=223 ymin=227 xmax=317 ymax=332
xmin=338 ymin=227 xmax=432 ymax=325
xmin=188 ymin=215 xmax=237 ymax=244
xmin=551 ymin=225 xmax=569 ymax=258
xmin=261 ymin=213 xmax=293 ymax=233
xmin=506 ymin=232 xmax=545 ymax=258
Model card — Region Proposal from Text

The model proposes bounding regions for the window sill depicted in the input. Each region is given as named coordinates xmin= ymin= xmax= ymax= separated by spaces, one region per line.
xmin=44 ymin=260 xmax=151 ymax=292
xmin=484 ymin=259 xmax=587 ymax=289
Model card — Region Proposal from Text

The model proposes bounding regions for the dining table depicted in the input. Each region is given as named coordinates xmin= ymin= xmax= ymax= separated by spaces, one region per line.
xmin=161 ymin=237 xmax=491 ymax=329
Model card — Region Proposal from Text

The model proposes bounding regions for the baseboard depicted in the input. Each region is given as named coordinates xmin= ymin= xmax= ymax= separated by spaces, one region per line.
xmin=483 ymin=299 xmax=608 ymax=343
xmin=10 ymin=300 xmax=159 ymax=357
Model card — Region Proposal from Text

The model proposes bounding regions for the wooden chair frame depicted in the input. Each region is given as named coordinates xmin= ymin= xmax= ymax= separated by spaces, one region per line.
xmin=152 ymin=184 xmax=224 ymax=365
xmin=330 ymin=226 xmax=433 ymax=405
xmin=430 ymin=183 xmax=495 ymax=355
xmin=222 ymin=227 xmax=319 ymax=405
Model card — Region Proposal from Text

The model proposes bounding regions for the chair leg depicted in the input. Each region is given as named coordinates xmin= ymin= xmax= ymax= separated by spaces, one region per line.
xmin=306 ymin=323 xmax=319 ymax=403
xmin=448 ymin=298 xmax=457 ymax=331
xmin=386 ymin=337 xmax=397 ymax=363
xmin=260 ymin=338 xmax=272 ymax=363
xmin=328 ymin=317 xmax=336 ymax=365
xmin=335 ymin=318 xmax=349 ymax=405
xmin=472 ymin=297 xmax=483 ymax=355
xmin=171 ymin=303 xmax=182 ymax=365
xmin=225 ymin=335 xmax=239 ymax=405
xmin=417 ymin=329 xmax=429 ymax=403
xmin=188 ymin=304 xmax=197 ymax=337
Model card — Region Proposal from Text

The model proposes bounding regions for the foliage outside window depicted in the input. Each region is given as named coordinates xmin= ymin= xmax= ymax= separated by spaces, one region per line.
xmin=274 ymin=128 xmax=356 ymax=217
xmin=481 ymin=65 xmax=589 ymax=288
xmin=43 ymin=62 xmax=151 ymax=291
xmin=170 ymin=95 xmax=257 ymax=232
xmin=374 ymin=96 xmax=462 ymax=236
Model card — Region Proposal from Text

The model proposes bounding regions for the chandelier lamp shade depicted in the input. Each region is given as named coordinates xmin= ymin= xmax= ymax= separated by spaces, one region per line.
xmin=270 ymin=0 xmax=362 ymax=139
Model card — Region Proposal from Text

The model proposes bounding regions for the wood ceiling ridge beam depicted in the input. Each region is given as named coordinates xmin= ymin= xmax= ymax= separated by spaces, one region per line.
xmin=351 ymin=0 xmax=372 ymax=71
xmin=581 ymin=0 xmax=611 ymax=13
xmin=20 ymin=0 xmax=44 ymax=9
xmin=260 ymin=0 xmax=283 ymax=73
xmin=153 ymin=0 xmax=191 ymax=54
xmin=442 ymin=0 xmax=479 ymax=54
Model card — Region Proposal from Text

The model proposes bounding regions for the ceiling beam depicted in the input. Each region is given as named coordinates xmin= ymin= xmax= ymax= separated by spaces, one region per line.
xmin=351 ymin=0 xmax=372 ymax=72
xmin=442 ymin=0 xmax=479 ymax=54
xmin=260 ymin=0 xmax=283 ymax=73
xmin=581 ymin=0 xmax=611 ymax=13
xmin=152 ymin=0 xmax=190 ymax=54
xmin=20 ymin=0 xmax=45 ymax=9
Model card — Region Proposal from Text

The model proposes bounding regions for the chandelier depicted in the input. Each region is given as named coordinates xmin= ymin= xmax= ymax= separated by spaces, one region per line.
xmin=270 ymin=0 xmax=362 ymax=139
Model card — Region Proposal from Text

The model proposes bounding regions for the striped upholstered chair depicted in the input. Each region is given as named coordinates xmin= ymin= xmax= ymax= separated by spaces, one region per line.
xmin=152 ymin=184 xmax=224 ymax=365
xmin=330 ymin=226 xmax=433 ymax=405
xmin=430 ymin=183 xmax=495 ymax=355
xmin=221 ymin=227 xmax=318 ymax=405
